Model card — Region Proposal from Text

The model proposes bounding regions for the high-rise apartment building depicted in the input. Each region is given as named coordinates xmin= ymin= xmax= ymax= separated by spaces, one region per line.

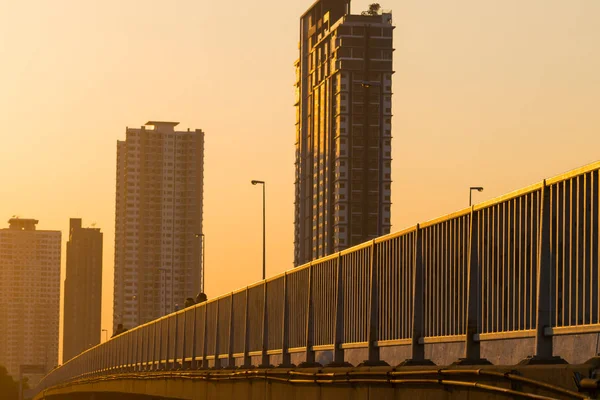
xmin=0 ymin=218 xmax=61 ymax=379
xmin=114 ymin=121 xmax=204 ymax=329
xmin=63 ymin=218 xmax=103 ymax=362
xmin=294 ymin=1 xmax=394 ymax=266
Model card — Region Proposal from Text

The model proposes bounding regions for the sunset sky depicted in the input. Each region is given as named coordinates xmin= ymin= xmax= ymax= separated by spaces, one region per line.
xmin=1 ymin=0 xmax=599 ymax=357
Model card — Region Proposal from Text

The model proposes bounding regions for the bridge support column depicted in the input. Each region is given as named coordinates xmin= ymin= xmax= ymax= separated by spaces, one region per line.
xmin=454 ymin=208 xmax=490 ymax=365
xmin=398 ymin=225 xmax=434 ymax=367
xmin=521 ymin=180 xmax=566 ymax=365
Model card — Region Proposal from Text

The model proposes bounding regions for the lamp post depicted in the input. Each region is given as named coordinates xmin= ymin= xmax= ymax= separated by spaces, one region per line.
xmin=158 ymin=268 xmax=169 ymax=315
xmin=132 ymin=294 xmax=140 ymax=326
xmin=251 ymin=180 xmax=266 ymax=280
xmin=469 ymin=186 xmax=484 ymax=206
xmin=195 ymin=233 xmax=205 ymax=293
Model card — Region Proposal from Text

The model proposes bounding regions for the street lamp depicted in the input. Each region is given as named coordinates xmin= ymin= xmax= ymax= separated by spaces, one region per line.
xmin=132 ymin=294 xmax=141 ymax=326
xmin=469 ymin=187 xmax=484 ymax=206
xmin=251 ymin=180 xmax=266 ymax=280
xmin=158 ymin=268 xmax=169 ymax=316
xmin=195 ymin=233 xmax=205 ymax=293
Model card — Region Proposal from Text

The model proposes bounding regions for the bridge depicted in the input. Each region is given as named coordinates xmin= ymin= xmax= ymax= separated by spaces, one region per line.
xmin=33 ymin=162 xmax=600 ymax=400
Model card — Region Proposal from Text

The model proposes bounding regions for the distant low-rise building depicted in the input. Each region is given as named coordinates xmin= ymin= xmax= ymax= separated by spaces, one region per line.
xmin=63 ymin=218 xmax=103 ymax=362
xmin=0 ymin=218 xmax=61 ymax=381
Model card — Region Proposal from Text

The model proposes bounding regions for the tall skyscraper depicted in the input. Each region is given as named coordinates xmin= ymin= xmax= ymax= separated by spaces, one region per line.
xmin=294 ymin=1 xmax=394 ymax=266
xmin=63 ymin=218 xmax=103 ymax=362
xmin=0 ymin=218 xmax=61 ymax=379
xmin=114 ymin=121 xmax=204 ymax=329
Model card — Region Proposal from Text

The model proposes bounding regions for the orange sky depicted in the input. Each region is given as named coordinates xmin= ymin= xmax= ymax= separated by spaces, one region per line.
xmin=1 ymin=0 xmax=599 ymax=359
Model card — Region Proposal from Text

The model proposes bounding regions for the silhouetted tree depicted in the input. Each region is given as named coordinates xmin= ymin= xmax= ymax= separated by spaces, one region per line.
xmin=112 ymin=323 xmax=128 ymax=338
xmin=362 ymin=3 xmax=381 ymax=15
xmin=0 ymin=365 xmax=20 ymax=400
xmin=195 ymin=292 xmax=208 ymax=304
xmin=184 ymin=297 xmax=195 ymax=308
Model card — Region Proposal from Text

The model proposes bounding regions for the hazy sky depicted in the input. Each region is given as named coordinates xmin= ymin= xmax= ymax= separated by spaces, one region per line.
xmin=1 ymin=0 xmax=599 ymax=355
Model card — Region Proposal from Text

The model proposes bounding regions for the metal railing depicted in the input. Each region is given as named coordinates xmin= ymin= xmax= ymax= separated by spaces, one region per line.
xmin=36 ymin=161 xmax=600 ymax=394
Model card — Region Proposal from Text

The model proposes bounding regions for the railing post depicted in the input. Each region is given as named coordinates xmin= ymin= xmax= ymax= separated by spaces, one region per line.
xmin=154 ymin=321 xmax=160 ymax=371
xmin=128 ymin=331 xmax=133 ymax=372
xmin=214 ymin=301 xmax=222 ymax=369
xmin=112 ymin=335 xmax=117 ymax=372
xmin=300 ymin=262 xmax=319 ymax=367
xmin=140 ymin=326 xmax=145 ymax=371
xmin=399 ymin=225 xmax=434 ymax=366
xmin=171 ymin=316 xmax=177 ymax=370
xmin=132 ymin=330 xmax=138 ymax=372
xmin=145 ymin=322 xmax=156 ymax=371
xmin=108 ymin=338 xmax=112 ymax=372
xmin=228 ymin=293 xmax=235 ymax=368
xmin=241 ymin=287 xmax=252 ymax=368
xmin=118 ymin=335 xmax=123 ymax=372
xmin=363 ymin=240 xmax=388 ymax=366
xmin=181 ymin=311 xmax=187 ymax=370
xmin=90 ymin=349 xmax=94 ymax=376
xmin=201 ymin=305 xmax=209 ymax=369
xmin=138 ymin=329 xmax=143 ymax=371
xmin=130 ymin=332 xmax=135 ymax=371
xmin=140 ymin=327 xmax=146 ymax=371
xmin=120 ymin=335 xmax=126 ymax=372
xmin=330 ymin=253 xmax=350 ymax=366
xmin=166 ymin=318 xmax=172 ymax=370
xmin=115 ymin=335 xmax=120 ymax=372
xmin=522 ymin=181 xmax=566 ymax=364
xmin=112 ymin=336 xmax=116 ymax=371
xmin=101 ymin=342 xmax=105 ymax=373
xmin=456 ymin=207 xmax=490 ymax=365
xmin=280 ymin=272 xmax=293 ymax=367
xmin=259 ymin=282 xmax=272 ymax=368
xmin=191 ymin=306 xmax=198 ymax=369
xmin=134 ymin=329 xmax=140 ymax=372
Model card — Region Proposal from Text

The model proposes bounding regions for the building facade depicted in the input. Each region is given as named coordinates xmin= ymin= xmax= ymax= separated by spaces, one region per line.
xmin=63 ymin=218 xmax=103 ymax=362
xmin=113 ymin=121 xmax=204 ymax=330
xmin=294 ymin=0 xmax=394 ymax=266
xmin=0 ymin=218 xmax=61 ymax=379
